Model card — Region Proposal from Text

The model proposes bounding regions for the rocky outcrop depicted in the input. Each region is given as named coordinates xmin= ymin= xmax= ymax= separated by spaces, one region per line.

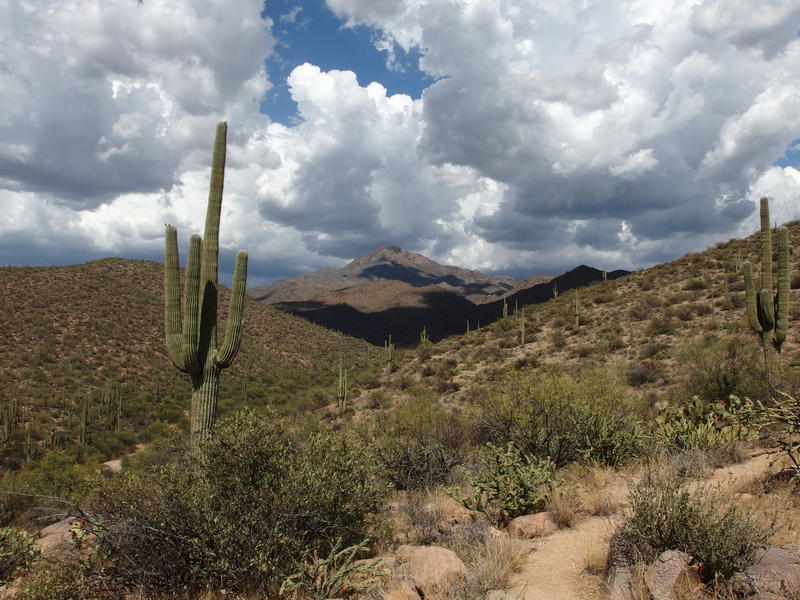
xmin=395 ymin=545 xmax=468 ymax=597
xmin=743 ymin=546 xmax=800 ymax=596
xmin=507 ymin=512 xmax=558 ymax=539
xmin=644 ymin=550 xmax=702 ymax=600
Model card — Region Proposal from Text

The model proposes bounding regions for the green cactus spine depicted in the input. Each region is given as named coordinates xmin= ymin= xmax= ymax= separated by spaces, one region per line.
xmin=502 ymin=298 xmax=508 ymax=319
xmin=164 ymin=122 xmax=248 ymax=445
xmin=743 ymin=197 xmax=791 ymax=360
xmin=552 ymin=282 xmax=558 ymax=299
xmin=518 ymin=306 xmax=525 ymax=347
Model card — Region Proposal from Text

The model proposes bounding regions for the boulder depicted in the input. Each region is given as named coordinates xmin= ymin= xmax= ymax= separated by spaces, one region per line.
xmin=605 ymin=562 xmax=635 ymax=600
xmin=383 ymin=580 xmax=421 ymax=600
xmin=485 ymin=591 xmax=516 ymax=600
xmin=507 ymin=512 xmax=558 ymax=538
xmin=423 ymin=495 xmax=473 ymax=526
xmin=644 ymin=550 xmax=702 ymax=600
xmin=35 ymin=517 xmax=74 ymax=557
xmin=744 ymin=546 xmax=800 ymax=596
xmin=395 ymin=545 xmax=467 ymax=597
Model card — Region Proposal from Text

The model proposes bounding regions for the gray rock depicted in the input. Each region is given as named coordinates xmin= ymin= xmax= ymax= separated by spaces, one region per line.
xmin=745 ymin=546 xmax=800 ymax=596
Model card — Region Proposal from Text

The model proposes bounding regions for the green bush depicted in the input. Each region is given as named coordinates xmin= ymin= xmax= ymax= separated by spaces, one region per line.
xmin=0 ymin=526 xmax=38 ymax=582
xmin=454 ymin=442 xmax=555 ymax=523
xmin=88 ymin=410 xmax=387 ymax=595
xmin=653 ymin=395 xmax=749 ymax=451
xmin=676 ymin=335 xmax=762 ymax=404
xmin=12 ymin=563 xmax=113 ymax=600
xmin=365 ymin=397 xmax=473 ymax=490
xmin=609 ymin=468 xmax=768 ymax=580
xmin=474 ymin=369 xmax=647 ymax=468
xmin=0 ymin=445 xmax=103 ymax=525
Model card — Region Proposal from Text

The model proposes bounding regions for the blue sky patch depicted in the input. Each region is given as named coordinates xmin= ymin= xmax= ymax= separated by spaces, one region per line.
xmin=261 ymin=0 xmax=434 ymax=125
xmin=774 ymin=138 xmax=800 ymax=168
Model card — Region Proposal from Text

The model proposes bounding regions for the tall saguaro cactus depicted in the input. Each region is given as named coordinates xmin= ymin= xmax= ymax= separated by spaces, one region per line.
xmin=743 ymin=197 xmax=791 ymax=364
xmin=164 ymin=122 xmax=248 ymax=444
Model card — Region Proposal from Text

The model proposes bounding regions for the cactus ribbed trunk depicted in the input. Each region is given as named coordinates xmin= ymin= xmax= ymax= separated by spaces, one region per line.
xmin=191 ymin=362 xmax=220 ymax=443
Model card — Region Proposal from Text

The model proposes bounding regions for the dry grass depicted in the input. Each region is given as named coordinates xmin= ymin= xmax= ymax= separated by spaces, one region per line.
xmin=546 ymin=486 xmax=579 ymax=528
xmin=431 ymin=534 xmax=529 ymax=600
xmin=573 ymin=464 xmax=624 ymax=517
xmin=581 ymin=536 xmax=608 ymax=576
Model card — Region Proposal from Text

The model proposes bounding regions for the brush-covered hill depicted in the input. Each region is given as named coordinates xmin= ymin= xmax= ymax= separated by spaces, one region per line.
xmin=357 ymin=222 xmax=800 ymax=408
xmin=0 ymin=258 xmax=380 ymax=459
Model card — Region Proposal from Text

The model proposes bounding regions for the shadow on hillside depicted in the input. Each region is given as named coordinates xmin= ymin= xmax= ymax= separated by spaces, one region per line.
xmin=277 ymin=265 xmax=629 ymax=346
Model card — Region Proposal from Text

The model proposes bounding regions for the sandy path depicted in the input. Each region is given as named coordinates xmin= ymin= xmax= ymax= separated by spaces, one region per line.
xmin=507 ymin=452 xmax=778 ymax=600
xmin=508 ymin=516 xmax=614 ymax=600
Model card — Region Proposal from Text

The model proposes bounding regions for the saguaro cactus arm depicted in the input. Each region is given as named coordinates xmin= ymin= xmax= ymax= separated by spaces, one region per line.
xmin=774 ymin=226 xmax=790 ymax=350
xmin=760 ymin=198 xmax=773 ymax=293
xmin=743 ymin=261 xmax=762 ymax=334
xmin=217 ymin=250 xmax=248 ymax=368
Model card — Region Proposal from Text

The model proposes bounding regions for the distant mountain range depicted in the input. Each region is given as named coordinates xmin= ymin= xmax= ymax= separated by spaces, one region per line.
xmin=249 ymin=246 xmax=628 ymax=346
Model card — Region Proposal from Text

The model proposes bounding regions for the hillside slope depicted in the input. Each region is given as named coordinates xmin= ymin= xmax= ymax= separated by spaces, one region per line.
xmin=363 ymin=222 xmax=800 ymax=407
xmin=0 ymin=258 xmax=380 ymax=450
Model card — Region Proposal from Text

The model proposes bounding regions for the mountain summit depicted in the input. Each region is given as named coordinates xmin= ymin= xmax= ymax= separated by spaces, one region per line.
xmin=249 ymin=245 xmax=517 ymax=305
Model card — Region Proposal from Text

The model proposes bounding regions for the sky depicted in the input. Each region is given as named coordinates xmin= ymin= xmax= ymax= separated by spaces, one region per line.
xmin=1 ymin=1 xmax=799 ymax=285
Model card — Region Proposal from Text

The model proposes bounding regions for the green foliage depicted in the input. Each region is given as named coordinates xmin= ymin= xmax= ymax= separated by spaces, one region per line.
xmin=89 ymin=410 xmax=386 ymax=594
xmin=453 ymin=442 xmax=555 ymax=523
xmin=653 ymin=395 xmax=749 ymax=451
xmin=12 ymin=563 xmax=113 ymax=600
xmin=364 ymin=396 xmax=472 ymax=490
xmin=737 ymin=391 xmax=800 ymax=469
xmin=610 ymin=468 xmax=769 ymax=581
xmin=474 ymin=369 xmax=647 ymax=468
xmin=0 ymin=526 xmax=38 ymax=582
xmin=677 ymin=334 xmax=763 ymax=404
xmin=0 ymin=446 xmax=102 ymax=525
xmin=280 ymin=539 xmax=386 ymax=600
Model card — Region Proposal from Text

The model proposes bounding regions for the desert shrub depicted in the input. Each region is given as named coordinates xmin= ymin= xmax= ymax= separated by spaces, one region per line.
xmin=454 ymin=442 xmax=555 ymax=523
xmin=646 ymin=315 xmax=676 ymax=336
xmin=676 ymin=335 xmax=762 ymax=404
xmin=473 ymin=369 xmax=647 ymax=468
xmin=0 ymin=526 xmax=38 ymax=582
xmin=737 ymin=391 xmax=800 ymax=470
xmin=653 ymin=395 xmax=749 ymax=451
xmin=365 ymin=397 xmax=472 ymax=490
xmin=0 ymin=445 xmax=103 ymax=526
xmin=609 ymin=468 xmax=768 ymax=581
xmin=627 ymin=360 xmax=663 ymax=386
xmin=88 ymin=410 xmax=386 ymax=594
xmin=12 ymin=562 xmax=112 ymax=600
xmin=684 ymin=278 xmax=707 ymax=291
xmin=87 ymin=430 xmax=137 ymax=460
xmin=639 ymin=341 xmax=671 ymax=359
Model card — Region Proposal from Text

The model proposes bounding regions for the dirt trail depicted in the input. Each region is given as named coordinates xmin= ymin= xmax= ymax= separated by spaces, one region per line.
xmin=507 ymin=452 xmax=778 ymax=600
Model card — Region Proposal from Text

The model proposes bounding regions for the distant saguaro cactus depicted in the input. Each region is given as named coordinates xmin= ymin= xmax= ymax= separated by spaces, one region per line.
xmin=164 ymin=122 xmax=248 ymax=445
xmin=336 ymin=355 xmax=348 ymax=416
xmin=743 ymin=197 xmax=791 ymax=363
